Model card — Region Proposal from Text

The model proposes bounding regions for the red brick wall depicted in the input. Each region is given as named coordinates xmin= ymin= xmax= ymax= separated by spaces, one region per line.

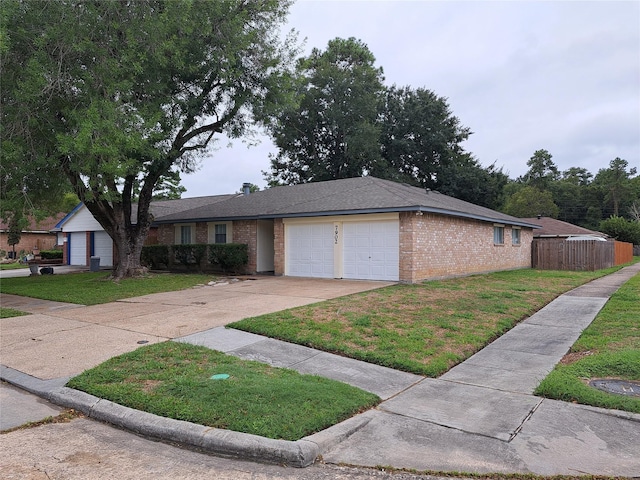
xmin=273 ymin=219 xmax=285 ymax=276
xmin=195 ymin=222 xmax=208 ymax=244
xmin=232 ymin=220 xmax=257 ymax=274
xmin=157 ymin=224 xmax=175 ymax=245
xmin=1 ymin=232 xmax=58 ymax=257
xmin=399 ymin=212 xmax=532 ymax=283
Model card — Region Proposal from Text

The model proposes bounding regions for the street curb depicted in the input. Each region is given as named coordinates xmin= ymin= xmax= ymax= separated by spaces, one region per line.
xmin=0 ymin=364 xmax=370 ymax=468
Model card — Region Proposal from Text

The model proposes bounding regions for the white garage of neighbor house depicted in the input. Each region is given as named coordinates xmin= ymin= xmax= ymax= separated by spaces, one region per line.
xmin=53 ymin=203 xmax=114 ymax=267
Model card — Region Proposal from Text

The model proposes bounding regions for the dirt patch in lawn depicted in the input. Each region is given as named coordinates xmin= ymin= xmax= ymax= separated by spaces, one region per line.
xmin=559 ymin=350 xmax=594 ymax=365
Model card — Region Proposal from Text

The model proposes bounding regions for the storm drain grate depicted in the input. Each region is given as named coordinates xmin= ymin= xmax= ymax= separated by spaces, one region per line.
xmin=589 ymin=379 xmax=640 ymax=397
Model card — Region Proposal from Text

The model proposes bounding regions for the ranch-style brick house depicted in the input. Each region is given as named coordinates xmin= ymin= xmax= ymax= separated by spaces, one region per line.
xmin=156 ymin=176 xmax=539 ymax=282
xmin=55 ymin=176 xmax=540 ymax=283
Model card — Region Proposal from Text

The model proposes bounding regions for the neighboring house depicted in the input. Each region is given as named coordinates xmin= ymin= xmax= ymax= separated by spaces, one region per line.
xmin=523 ymin=217 xmax=630 ymax=270
xmin=53 ymin=194 xmax=234 ymax=267
xmin=0 ymin=213 xmax=65 ymax=257
xmin=153 ymin=177 xmax=539 ymax=283
xmin=520 ymin=217 xmax=608 ymax=240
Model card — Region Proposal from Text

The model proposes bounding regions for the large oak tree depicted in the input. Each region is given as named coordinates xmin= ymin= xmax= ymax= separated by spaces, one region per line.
xmin=2 ymin=0 xmax=297 ymax=279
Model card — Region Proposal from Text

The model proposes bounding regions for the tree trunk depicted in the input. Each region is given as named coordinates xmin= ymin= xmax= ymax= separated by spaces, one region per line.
xmin=83 ymin=196 xmax=153 ymax=281
xmin=111 ymin=226 xmax=148 ymax=280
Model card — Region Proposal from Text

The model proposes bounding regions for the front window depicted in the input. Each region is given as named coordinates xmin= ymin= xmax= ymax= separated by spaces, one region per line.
xmin=214 ymin=224 xmax=227 ymax=244
xmin=512 ymin=228 xmax=521 ymax=245
xmin=180 ymin=225 xmax=192 ymax=244
xmin=493 ymin=225 xmax=504 ymax=245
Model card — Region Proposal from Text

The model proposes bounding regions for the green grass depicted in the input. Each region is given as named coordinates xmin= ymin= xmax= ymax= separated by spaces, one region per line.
xmin=230 ymin=268 xmax=620 ymax=377
xmin=0 ymin=262 xmax=29 ymax=270
xmin=535 ymin=273 xmax=640 ymax=412
xmin=0 ymin=307 xmax=30 ymax=318
xmin=67 ymin=342 xmax=379 ymax=441
xmin=0 ymin=272 xmax=214 ymax=305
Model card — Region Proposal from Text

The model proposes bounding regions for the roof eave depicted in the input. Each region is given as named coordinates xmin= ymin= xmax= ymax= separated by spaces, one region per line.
xmin=153 ymin=205 xmax=540 ymax=228
xmin=54 ymin=202 xmax=84 ymax=229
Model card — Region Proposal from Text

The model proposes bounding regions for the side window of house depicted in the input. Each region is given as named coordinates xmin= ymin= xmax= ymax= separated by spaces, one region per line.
xmin=214 ymin=224 xmax=227 ymax=244
xmin=512 ymin=228 xmax=521 ymax=245
xmin=180 ymin=225 xmax=192 ymax=244
xmin=493 ymin=225 xmax=504 ymax=245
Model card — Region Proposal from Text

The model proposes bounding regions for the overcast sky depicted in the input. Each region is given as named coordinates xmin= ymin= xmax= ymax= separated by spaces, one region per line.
xmin=180 ymin=0 xmax=640 ymax=198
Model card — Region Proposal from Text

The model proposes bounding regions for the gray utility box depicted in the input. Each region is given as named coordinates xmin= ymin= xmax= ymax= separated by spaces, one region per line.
xmin=90 ymin=256 xmax=100 ymax=272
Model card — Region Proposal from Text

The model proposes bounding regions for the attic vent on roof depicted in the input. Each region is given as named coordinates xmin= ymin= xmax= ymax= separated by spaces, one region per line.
xmin=242 ymin=183 xmax=251 ymax=195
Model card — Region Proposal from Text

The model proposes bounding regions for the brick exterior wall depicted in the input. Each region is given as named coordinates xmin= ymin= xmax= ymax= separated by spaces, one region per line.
xmin=232 ymin=220 xmax=258 ymax=274
xmin=399 ymin=212 xmax=532 ymax=283
xmin=273 ymin=218 xmax=285 ymax=276
xmin=195 ymin=222 xmax=208 ymax=244
xmin=1 ymin=232 xmax=58 ymax=257
xmin=156 ymin=224 xmax=175 ymax=245
xmin=156 ymin=214 xmax=532 ymax=282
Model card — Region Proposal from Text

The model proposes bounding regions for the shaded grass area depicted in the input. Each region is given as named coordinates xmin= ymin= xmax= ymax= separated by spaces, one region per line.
xmin=230 ymin=268 xmax=618 ymax=377
xmin=0 ymin=272 xmax=213 ymax=305
xmin=535 ymin=273 xmax=640 ymax=413
xmin=67 ymin=342 xmax=379 ymax=441
xmin=0 ymin=307 xmax=30 ymax=318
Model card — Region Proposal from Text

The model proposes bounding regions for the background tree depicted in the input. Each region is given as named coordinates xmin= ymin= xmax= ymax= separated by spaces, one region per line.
xmin=550 ymin=167 xmax=593 ymax=225
xmin=6 ymin=215 xmax=25 ymax=259
xmin=3 ymin=0 xmax=297 ymax=279
xmin=592 ymin=158 xmax=638 ymax=218
xmin=502 ymin=185 xmax=560 ymax=218
xmin=436 ymin=157 xmax=509 ymax=209
xmin=379 ymin=85 xmax=472 ymax=191
xmin=519 ymin=149 xmax=559 ymax=190
xmin=266 ymin=37 xmax=385 ymax=185
xmin=599 ymin=216 xmax=640 ymax=245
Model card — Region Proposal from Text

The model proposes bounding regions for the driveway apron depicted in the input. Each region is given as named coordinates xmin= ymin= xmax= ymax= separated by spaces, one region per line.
xmin=0 ymin=277 xmax=392 ymax=380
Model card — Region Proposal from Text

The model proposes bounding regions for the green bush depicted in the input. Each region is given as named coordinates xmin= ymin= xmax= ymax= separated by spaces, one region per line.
xmin=141 ymin=245 xmax=169 ymax=269
xmin=599 ymin=216 xmax=640 ymax=244
xmin=40 ymin=249 xmax=63 ymax=259
xmin=173 ymin=244 xmax=207 ymax=268
xmin=209 ymin=243 xmax=248 ymax=273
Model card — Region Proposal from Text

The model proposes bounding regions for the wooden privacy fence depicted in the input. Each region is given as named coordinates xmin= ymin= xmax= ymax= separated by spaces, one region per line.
xmin=531 ymin=239 xmax=633 ymax=271
xmin=615 ymin=240 xmax=633 ymax=265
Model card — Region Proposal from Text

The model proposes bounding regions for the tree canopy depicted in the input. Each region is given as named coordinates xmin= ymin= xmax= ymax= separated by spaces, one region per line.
xmin=266 ymin=37 xmax=385 ymax=185
xmin=264 ymin=36 xmax=509 ymax=207
xmin=2 ymin=0 xmax=297 ymax=278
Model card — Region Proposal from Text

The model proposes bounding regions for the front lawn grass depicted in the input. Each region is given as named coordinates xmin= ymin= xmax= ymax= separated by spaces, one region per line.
xmin=0 ymin=272 xmax=213 ymax=305
xmin=67 ymin=342 xmax=380 ymax=441
xmin=230 ymin=268 xmax=620 ymax=377
xmin=535 ymin=273 xmax=640 ymax=413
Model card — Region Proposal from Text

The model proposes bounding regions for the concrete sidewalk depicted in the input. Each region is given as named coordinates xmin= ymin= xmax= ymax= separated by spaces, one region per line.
xmin=2 ymin=266 xmax=639 ymax=474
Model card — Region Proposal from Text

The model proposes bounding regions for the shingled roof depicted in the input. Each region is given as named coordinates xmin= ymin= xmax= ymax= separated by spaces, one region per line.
xmin=519 ymin=217 xmax=606 ymax=238
xmin=154 ymin=176 xmax=539 ymax=228
xmin=148 ymin=194 xmax=235 ymax=220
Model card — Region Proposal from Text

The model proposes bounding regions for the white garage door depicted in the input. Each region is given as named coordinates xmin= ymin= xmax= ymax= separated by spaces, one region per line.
xmin=93 ymin=231 xmax=113 ymax=267
xmin=287 ymin=223 xmax=334 ymax=278
xmin=343 ymin=220 xmax=399 ymax=281
xmin=69 ymin=232 xmax=87 ymax=265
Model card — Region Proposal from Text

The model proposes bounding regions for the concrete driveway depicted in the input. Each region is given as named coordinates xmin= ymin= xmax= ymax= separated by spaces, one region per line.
xmin=0 ymin=276 xmax=392 ymax=380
